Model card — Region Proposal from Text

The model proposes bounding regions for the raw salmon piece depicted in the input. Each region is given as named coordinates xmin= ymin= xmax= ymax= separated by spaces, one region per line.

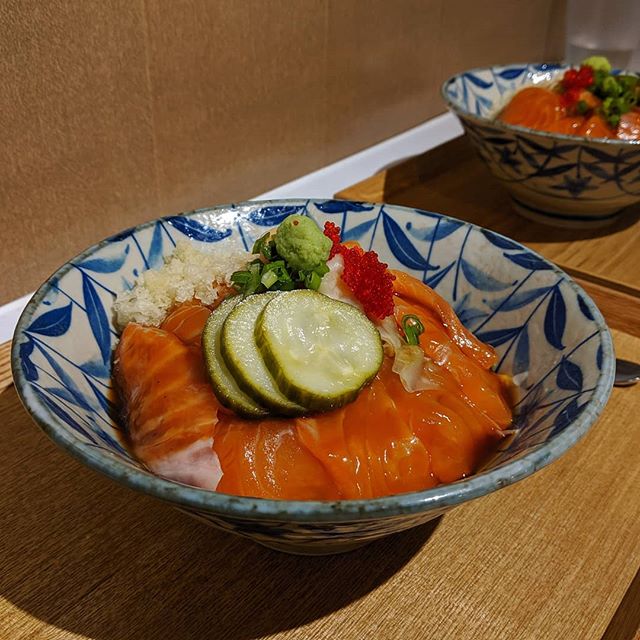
xmin=116 ymin=269 xmax=513 ymax=499
xmin=497 ymin=85 xmax=627 ymax=140
xmin=544 ymin=117 xmax=584 ymax=136
xmin=297 ymin=359 xmax=437 ymax=499
xmin=578 ymin=114 xmax=616 ymax=139
xmin=393 ymin=295 xmax=512 ymax=425
xmin=379 ymin=352 xmax=506 ymax=483
xmin=161 ymin=300 xmax=212 ymax=346
xmin=498 ymin=87 xmax=565 ymax=131
xmin=391 ymin=270 xmax=497 ymax=369
xmin=114 ymin=323 xmax=222 ymax=490
xmin=214 ymin=418 xmax=340 ymax=500
xmin=161 ymin=286 xmax=236 ymax=346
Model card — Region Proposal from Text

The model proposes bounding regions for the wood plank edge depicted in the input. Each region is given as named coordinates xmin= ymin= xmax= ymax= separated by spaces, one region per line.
xmin=573 ymin=277 xmax=640 ymax=338
xmin=0 ymin=340 xmax=13 ymax=392
xmin=600 ymin=566 xmax=640 ymax=640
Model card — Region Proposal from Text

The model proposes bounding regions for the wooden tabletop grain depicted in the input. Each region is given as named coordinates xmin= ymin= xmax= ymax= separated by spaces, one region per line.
xmin=1 ymin=136 xmax=639 ymax=640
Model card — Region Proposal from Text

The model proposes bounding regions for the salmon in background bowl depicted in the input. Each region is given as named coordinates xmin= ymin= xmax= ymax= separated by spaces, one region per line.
xmin=442 ymin=63 xmax=640 ymax=228
xmin=11 ymin=199 xmax=615 ymax=554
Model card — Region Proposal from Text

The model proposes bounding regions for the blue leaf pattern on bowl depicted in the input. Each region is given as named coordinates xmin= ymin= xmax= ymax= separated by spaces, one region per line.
xmin=505 ymin=252 xmax=554 ymax=271
xmin=341 ymin=218 xmax=377 ymax=243
xmin=544 ymin=286 xmax=566 ymax=350
xmin=78 ymin=246 xmax=130 ymax=273
xmin=382 ymin=211 xmax=436 ymax=271
xmin=19 ymin=338 xmax=38 ymax=382
xmin=314 ymin=201 xmax=375 ymax=214
xmin=248 ymin=205 xmax=307 ymax=226
xmin=27 ymin=303 xmax=72 ymax=337
xmin=513 ymin=325 xmax=530 ymax=376
xmin=557 ymin=358 xmax=583 ymax=391
xmin=459 ymin=258 xmax=514 ymax=291
xmin=164 ymin=215 xmax=232 ymax=241
xmin=81 ymin=273 xmax=112 ymax=365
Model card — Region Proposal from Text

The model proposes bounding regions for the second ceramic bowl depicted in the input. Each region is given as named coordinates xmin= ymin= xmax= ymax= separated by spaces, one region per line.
xmin=442 ymin=63 xmax=640 ymax=228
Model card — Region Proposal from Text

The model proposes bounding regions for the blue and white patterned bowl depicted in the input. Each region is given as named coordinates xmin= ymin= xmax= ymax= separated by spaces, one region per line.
xmin=442 ymin=63 xmax=640 ymax=228
xmin=11 ymin=199 xmax=615 ymax=554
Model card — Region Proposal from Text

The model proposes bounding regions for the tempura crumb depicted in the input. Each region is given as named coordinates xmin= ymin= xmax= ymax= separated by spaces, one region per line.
xmin=113 ymin=240 xmax=248 ymax=329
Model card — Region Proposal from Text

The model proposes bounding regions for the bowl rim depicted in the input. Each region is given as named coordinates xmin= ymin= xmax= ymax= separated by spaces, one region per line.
xmin=11 ymin=198 xmax=616 ymax=523
xmin=441 ymin=61 xmax=640 ymax=147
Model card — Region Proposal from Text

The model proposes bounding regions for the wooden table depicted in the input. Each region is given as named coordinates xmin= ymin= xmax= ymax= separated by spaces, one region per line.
xmin=1 ymin=136 xmax=639 ymax=640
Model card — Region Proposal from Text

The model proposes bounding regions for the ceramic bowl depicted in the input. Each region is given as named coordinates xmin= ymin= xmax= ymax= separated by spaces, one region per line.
xmin=12 ymin=199 xmax=615 ymax=554
xmin=442 ymin=63 xmax=640 ymax=228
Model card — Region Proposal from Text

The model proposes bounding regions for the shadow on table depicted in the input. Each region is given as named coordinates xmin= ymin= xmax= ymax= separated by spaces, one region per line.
xmin=0 ymin=388 xmax=438 ymax=640
xmin=374 ymin=136 xmax=640 ymax=242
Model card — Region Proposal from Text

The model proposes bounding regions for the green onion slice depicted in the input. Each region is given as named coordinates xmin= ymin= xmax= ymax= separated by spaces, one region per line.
xmin=402 ymin=314 xmax=425 ymax=345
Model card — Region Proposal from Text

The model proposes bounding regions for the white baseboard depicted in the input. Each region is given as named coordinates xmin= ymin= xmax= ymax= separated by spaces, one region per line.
xmin=254 ymin=112 xmax=462 ymax=200
xmin=0 ymin=293 xmax=35 ymax=344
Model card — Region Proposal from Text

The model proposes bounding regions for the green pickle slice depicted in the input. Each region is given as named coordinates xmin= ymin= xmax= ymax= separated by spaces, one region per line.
xmin=220 ymin=293 xmax=307 ymax=416
xmin=202 ymin=296 xmax=269 ymax=418
xmin=257 ymin=290 xmax=383 ymax=411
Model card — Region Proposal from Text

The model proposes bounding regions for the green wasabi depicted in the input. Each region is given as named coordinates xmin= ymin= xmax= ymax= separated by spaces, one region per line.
xmin=274 ymin=215 xmax=332 ymax=272
xmin=582 ymin=56 xmax=612 ymax=74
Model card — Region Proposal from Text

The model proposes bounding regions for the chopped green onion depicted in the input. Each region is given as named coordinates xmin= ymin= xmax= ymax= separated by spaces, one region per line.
xmin=261 ymin=270 xmax=278 ymax=288
xmin=251 ymin=232 xmax=270 ymax=256
xmin=576 ymin=100 xmax=589 ymax=115
xmin=230 ymin=271 xmax=251 ymax=284
xmin=233 ymin=220 xmax=334 ymax=296
xmin=278 ymin=280 xmax=296 ymax=291
xmin=303 ymin=271 xmax=322 ymax=290
xmin=585 ymin=63 xmax=640 ymax=128
xmin=251 ymin=232 xmax=279 ymax=261
xmin=402 ymin=314 xmax=424 ymax=345
xmin=602 ymin=76 xmax=621 ymax=97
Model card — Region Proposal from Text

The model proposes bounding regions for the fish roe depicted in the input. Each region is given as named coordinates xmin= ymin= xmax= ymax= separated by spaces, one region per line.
xmin=323 ymin=222 xmax=395 ymax=319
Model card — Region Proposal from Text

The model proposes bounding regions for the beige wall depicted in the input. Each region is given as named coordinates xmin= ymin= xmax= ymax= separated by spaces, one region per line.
xmin=0 ymin=0 xmax=565 ymax=303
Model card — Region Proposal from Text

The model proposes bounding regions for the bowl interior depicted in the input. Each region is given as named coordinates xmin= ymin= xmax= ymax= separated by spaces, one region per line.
xmin=443 ymin=62 xmax=566 ymax=120
xmin=12 ymin=199 xmax=614 ymax=518
xmin=443 ymin=62 xmax=640 ymax=143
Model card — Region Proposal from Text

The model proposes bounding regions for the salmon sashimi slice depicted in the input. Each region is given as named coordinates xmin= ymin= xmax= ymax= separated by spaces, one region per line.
xmin=393 ymin=296 xmax=511 ymax=425
xmin=114 ymin=323 xmax=222 ymax=490
xmin=160 ymin=286 xmax=235 ymax=346
xmin=160 ymin=300 xmax=213 ymax=346
xmin=297 ymin=359 xmax=436 ymax=499
xmin=497 ymin=85 xmax=628 ymax=139
xmin=381 ymin=366 xmax=506 ymax=482
xmin=577 ymin=114 xmax=616 ymax=138
xmin=391 ymin=269 xmax=497 ymax=369
xmin=214 ymin=418 xmax=340 ymax=500
xmin=498 ymin=87 xmax=565 ymax=131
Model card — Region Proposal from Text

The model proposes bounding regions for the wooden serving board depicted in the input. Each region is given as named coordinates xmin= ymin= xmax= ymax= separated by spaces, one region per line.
xmin=1 ymin=135 xmax=639 ymax=639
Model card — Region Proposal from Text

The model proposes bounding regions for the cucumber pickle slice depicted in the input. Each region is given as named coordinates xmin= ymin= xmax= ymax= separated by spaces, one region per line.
xmin=221 ymin=292 xmax=307 ymax=416
xmin=202 ymin=297 xmax=269 ymax=418
xmin=256 ymin=290 xmax=383 ymax=411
